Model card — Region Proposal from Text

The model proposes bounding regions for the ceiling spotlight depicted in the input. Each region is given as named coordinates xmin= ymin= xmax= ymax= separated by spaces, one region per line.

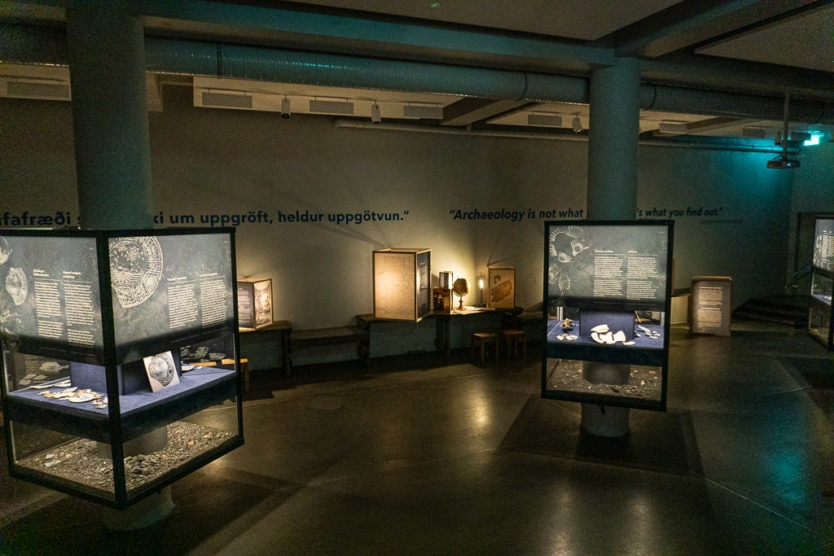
xmin=571 ymin=114 xmax=582 ymax=133
xmin=371 ymin=103 xmax=381 ymax=124
xmin=281 ymin=96 xmax=291 ymax=119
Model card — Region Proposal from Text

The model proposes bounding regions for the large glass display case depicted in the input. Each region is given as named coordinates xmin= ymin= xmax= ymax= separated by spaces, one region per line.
xmin=809 ymin=218 xmax=834 ymax=349
xmin=0 ymin=228 xmax=243 ymax=508
xmin=542 ymin=221 xmax=674 ymax=410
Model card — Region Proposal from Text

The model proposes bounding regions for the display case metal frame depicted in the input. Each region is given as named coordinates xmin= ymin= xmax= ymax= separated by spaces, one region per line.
xmin=0 ymin=228 xmax=244 ymax=508
xmin=541 ymin=220 xmax=674 ymax=411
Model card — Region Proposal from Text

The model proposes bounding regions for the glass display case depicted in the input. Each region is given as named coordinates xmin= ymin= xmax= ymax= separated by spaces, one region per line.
xmin=373 ymin=248 xmax=431 ymax=322
xmin=0 ymin=228 xmax=243 ymax=508
xmin=809 ymin=218 xmax=834 ymax=349
xmin=542 ymin=221 xmax=674 ymax=410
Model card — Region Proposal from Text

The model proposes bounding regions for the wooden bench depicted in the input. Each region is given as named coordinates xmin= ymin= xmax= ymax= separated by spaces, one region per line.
xmin=240 ymin=320 xmax=293 ymax=374
xmin=288 ymin=325 xmax=370 ymax=373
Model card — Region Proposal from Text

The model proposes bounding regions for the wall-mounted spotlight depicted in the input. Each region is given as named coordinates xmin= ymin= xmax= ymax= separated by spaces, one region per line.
xmin=371 ymin=103 xmax=382 ymax=124
xmin=281 ymin=96 xmax=291 ymax=119
xmin=571 ymin=114 xmax=583 ymax=133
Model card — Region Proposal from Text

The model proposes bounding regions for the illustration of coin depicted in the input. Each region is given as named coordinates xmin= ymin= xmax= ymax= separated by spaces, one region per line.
xmin=0 ymin=236 xmax=11 ymax=265
xmin=147 ymin=355 xmax=175 ymax=386
xmin=109 ymin=236 xmax=163 ymax=308
xmin=5 ymin=267 xmax=28 ymax=305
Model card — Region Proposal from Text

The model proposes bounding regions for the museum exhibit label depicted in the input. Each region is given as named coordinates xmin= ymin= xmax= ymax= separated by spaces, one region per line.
xmin=542 ymin=221 xmax=674 ymax=410
xmin=237 ymin=277 xmax=273 ymax=330
xmin=373 ymin=248 xmax=431 ymax=322
xmin=487 ymin=266 xmax=516 ymax=310
xmin=0 ymin=228 xmax=244 ymax=508
xmin=809 ymin=217 xmax=834 ymax=349
xmin=689 ymin=276 xmax=732 ymax=336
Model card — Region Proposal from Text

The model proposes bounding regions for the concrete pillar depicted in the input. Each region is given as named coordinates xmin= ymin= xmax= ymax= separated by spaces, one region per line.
xmin=582 ymin=57 xmax=641 ymax=438
xmin=66 ymin=0 xmax=153 ymax=229
xmin=66 ymin=1 xmax=169 ymax=528
xmin=586 ymin=57 xmax=641 ymax=221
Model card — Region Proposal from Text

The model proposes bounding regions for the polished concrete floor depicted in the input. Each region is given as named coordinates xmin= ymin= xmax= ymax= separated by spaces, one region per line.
xmin=2 ymin=322 xmax=834 ymax=554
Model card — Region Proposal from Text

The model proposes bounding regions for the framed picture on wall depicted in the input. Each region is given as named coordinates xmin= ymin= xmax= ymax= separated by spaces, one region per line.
xmin=487 ymin=266 xmax=515 ymax=309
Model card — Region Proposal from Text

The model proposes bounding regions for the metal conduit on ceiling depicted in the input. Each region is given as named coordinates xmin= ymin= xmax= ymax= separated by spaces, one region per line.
xmin=2 ymin=24 xmax=833 ymax=125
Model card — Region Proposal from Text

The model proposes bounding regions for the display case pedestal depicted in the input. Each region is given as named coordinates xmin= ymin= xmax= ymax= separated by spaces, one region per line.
xmin=581 ymin=404 xmax=630 ymax=438
xmin=100 ymin=487 xmax=175 ymax=530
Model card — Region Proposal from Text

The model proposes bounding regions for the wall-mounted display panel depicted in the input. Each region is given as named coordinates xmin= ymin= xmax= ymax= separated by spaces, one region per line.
xmin=237 ymin=277 xmax=273 ymax=330
xmin=0 ymin=228 xmax=243 ymax=508
xmin=373 ymin=248 xmax=431 ymax=322
xmin=542 ymin=221 xmax=674 ymax=410
xmin=809 ymin=218 xmax=834 ymax=349
xmin=689 ymin=276 xmax=732 ymax=336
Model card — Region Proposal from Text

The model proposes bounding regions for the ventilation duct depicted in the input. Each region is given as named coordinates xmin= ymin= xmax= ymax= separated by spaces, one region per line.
xmin=144 ymin=39 xmax=834 ymax=125
xmin=2 ymin=24 xmax=833 ymax=125
xmin=403 ymin=104 xmax=444 ymax=119
xmin=201 ymin=91 xmax=252 ymax=108
xmin=527 ymin=113 xmax=563 ymax=127
xmin=6 ymin=80 xmax=70 ymax=100
xmin=309 ymin=99 xmax=354 ymax=115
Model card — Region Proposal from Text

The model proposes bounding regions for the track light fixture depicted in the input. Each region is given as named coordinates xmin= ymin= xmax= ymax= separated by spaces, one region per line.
xmin=371 ymin=103 xmax=381 ymax=124
xmin=281 ymin=96 xmax=291 ymax=119
xmin=571 ymin=114 xmax=583 ymax=133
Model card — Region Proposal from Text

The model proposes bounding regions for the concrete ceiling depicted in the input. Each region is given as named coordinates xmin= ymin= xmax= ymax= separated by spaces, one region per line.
xmin=1 ymin=0 xmax=832 ymax=144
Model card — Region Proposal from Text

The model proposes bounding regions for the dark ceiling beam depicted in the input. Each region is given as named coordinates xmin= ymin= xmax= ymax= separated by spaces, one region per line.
xmin=136 ymin=0 xmax=614 ymax=75
xmin=641 ymin=52 xmax=834 ymax=102
xmin=440 ymin=98 xmax=532 ymax=127
xmin=610 ymin=0 xmax=818 ymax=59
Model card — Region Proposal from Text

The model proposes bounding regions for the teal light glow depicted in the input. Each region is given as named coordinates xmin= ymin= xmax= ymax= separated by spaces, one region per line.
xmin=804 ymin=134 xmax=821 ymax=146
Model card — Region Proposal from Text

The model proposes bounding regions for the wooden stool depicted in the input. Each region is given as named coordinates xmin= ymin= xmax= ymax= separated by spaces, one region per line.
xmin=471 ymin=332 xmax=499 ymax=364
xmin=500 ymin=329 xmax=527 ymax=359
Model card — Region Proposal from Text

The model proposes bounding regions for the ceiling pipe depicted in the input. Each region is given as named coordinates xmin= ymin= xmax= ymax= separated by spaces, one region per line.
xmin=334 ymin=119 xmax=791 ymax=154
xmin=2 ymin=24 xmax=833 ymax=125
xmin=146 ymin=39 xmax=834 ymax=124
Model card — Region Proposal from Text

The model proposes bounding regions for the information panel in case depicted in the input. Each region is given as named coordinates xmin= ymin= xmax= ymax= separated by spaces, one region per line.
xmin=689 ymin=276 xmax=732 ymax=336
xmin=542 ymin=221 xmax=673 ymax=411
xmin=237 ymin=277 xmax=273 ymax=329
xmin=373 ymin=248 xmax=431 ymax=322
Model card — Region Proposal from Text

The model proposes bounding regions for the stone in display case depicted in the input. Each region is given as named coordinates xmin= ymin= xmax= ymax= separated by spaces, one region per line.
xmin=542 ymin=220 xmax=674 ymax=410
xmin=373 ymin=248 xmax=431 ymax=322
xmin=808 ymin=217 xmax=834 ymax=349
xmin=237 ymin=277 xmax=273 ymax=329
xmin=0 ymin=228 xmax=243 ymax=509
